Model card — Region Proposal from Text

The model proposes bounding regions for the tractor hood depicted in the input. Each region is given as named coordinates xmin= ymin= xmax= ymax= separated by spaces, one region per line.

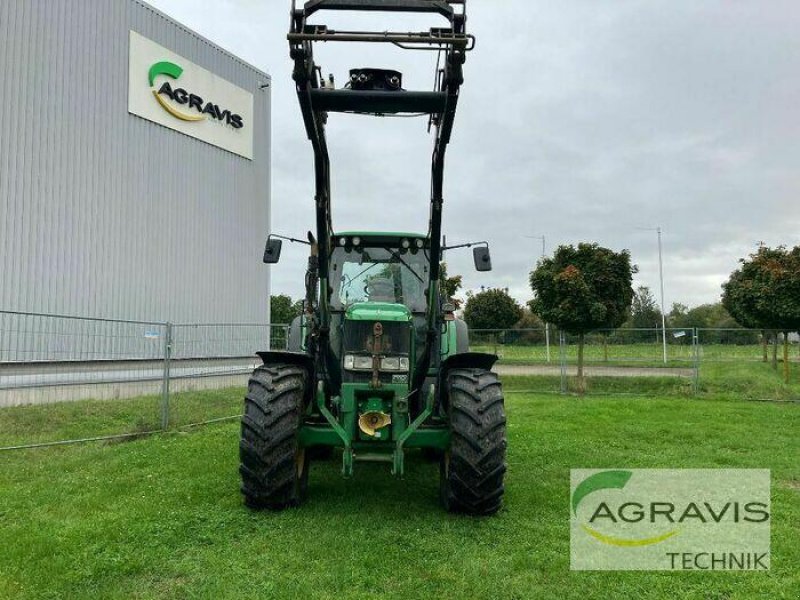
xmin=345 ymin=302 xmax=412 ymax=323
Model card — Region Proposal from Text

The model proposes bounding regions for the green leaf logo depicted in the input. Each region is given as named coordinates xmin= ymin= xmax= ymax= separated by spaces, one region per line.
xmin=149 ymin=61 xmax=183 ymax=86
xmin=149 ymin=61 xmax=205 ymax=122
xmin=572 ymin=470 xmax=632 ymax=516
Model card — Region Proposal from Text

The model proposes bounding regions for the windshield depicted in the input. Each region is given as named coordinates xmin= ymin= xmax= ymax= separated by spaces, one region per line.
xmin=330 ymin=246 xmax=429 ymax=313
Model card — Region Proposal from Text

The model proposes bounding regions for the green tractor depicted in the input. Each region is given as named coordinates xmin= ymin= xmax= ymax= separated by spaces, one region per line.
xmin=240 ymin=0 xmax=506 ymax=515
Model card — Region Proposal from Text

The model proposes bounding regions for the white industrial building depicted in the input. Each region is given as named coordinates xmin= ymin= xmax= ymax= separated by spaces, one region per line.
xmin=0 ymin=0 xmax=272 ymax=325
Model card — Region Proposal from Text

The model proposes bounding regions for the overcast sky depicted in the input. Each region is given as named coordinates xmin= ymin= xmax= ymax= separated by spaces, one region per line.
xmin=148 ymin=0 xmax=800 ymax=310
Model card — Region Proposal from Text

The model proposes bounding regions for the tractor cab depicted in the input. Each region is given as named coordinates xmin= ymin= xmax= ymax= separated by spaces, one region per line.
xmin=329 ymin=233 xmax=427 ymax=389
xmin=330 ymin=232 xmax=429 ymax=315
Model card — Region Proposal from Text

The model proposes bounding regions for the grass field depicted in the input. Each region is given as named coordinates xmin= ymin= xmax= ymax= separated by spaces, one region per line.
xmin=2 ymin=358 xmax=798 ymax=451
xmin=1 ymin=378 xmax=799 ymax=599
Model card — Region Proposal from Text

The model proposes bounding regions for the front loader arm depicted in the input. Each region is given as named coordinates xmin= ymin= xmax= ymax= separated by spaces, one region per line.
xmin=288 ymin=0 xmax=471 ymax=397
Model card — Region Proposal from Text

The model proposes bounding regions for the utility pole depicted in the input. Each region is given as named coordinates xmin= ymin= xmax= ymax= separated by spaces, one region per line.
xmin=637 ymin=226 xmax=668 ymax=364
xmin=657 ymin=227 xmax=667 ymax=364
xmin=525 ymin=234 xmax=550 ymax=363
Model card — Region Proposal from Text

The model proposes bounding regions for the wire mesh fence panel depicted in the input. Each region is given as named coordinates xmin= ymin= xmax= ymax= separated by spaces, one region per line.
xmin=168 ymin=324 xmax=285 ymax=427
xmin=469 ymin=328 xmax=561 ymax=393
xmin=270 ymin=324 xmax=290 ymax=352
xmin=556 ymin=329 xmax=697 ymax=397
xmin=0 ymin=311 xmax=167 ymax=449
xmin=696 ymin=328 xmax=800 ymax=402
xmin=3 ymin=309 xmax=795 ymax=451
xmin=470 ymin=328 xmax=554 ymax=365
xmin=576 ymin=328 xmax=696 ymax=367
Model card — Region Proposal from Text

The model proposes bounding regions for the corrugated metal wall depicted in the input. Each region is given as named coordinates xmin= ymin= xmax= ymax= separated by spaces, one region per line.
xmin=0 ymin=0 xmax=271 ymax=324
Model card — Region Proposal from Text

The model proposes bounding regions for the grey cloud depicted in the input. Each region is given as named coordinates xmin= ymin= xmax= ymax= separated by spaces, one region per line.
xmin=147 ymin=0 xmax=800 ymax=309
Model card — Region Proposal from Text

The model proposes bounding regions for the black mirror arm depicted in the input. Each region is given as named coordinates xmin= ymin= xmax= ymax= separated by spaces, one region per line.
xmin=441 ymin=240 xmax=488 ymax=252
xmin=269 ymin=233 xmax=312 ymax=246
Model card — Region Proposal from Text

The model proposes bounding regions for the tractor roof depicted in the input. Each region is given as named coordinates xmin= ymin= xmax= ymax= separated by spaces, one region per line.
xmin=336 ymin=231 xmax=426 ymax=239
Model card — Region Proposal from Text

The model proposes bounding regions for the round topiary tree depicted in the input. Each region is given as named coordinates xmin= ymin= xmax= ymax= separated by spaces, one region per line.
xmin=463 ymin=288 xmax=523 ymax=331
xmin=529 ymin=243 xmax=636 ymax=393
xmin=722 ymin=265 xmax=774 ymax=365
xmin=722 ymin=245 xmax=800 ymax=383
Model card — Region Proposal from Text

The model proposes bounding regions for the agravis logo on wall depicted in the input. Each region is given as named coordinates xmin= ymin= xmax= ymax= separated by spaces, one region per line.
xmin=149 ymin=61 xmax=244 ymax=128
xmin=128 ymin=31 xmax=255 ymax=159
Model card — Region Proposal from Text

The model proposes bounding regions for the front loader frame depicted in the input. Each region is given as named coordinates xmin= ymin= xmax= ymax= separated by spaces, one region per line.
xmin=288 ymin=0 xmax=471 ymax=409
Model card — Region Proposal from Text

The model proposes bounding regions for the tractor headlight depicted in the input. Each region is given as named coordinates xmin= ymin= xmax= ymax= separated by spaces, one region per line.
xmin=344 ymin=354 xmax=373 ymax=370
xmin=381 ymin=357 xmax=400 ymax=370
xmin=380 ymin=356 xmax=409 ymax=372
xmin=352 ymin=236 xmax=361 ymax=246
xmin=354 ymin=356 xmax=373 ymax=370
xmin=343 ymin=354 xmax=409 ymax=372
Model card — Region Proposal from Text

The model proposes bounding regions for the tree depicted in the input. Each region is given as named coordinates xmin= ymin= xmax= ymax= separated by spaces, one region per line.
xmin=270 ymin=294 xmax=302 ymax=325
xmin=669 ymin=303 xmax=688 ymax=323
xmin=439 ymin=262 xmax=464 ymax=309
xmin=626 ymin=286 xmax=662 ymax=342
xmin=529 ymin=243 xmax=636 ymax=393
xmin=463 ymin=288 xmax=523 ymax=331
xmin=629 ymin=286 xmax=661 ymax=327
xmin=723 ymin=265 xmax=775 ymax=365
xmin=722 ymin=246 xmax=800 ymax=382
xmin=510 ymin=308 xmax=546 ymax=345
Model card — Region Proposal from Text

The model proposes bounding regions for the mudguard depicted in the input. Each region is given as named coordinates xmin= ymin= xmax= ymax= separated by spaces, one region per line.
xmin=440 ymin=351 xmax=498 ymax=373
xmin=255 ymin=351 xmax=316 ymax=405
xmin=437 ymin=352 xmax=499 ymax=409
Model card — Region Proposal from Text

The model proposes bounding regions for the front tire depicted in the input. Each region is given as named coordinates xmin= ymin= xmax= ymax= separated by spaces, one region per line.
xmin=440 ymin=369 xmax=507 ymax=515
xmin=239 ymin=364 xmax=308 ymax=510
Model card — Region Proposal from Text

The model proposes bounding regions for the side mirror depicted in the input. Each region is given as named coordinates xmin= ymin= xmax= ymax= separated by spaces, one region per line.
xmin=263 ymin=238 xmax=283 ymax=264
xmin=442 ymin=301 xmax=456 ymax=321
xmin=473 ymin=246 xmax=492 ymax=272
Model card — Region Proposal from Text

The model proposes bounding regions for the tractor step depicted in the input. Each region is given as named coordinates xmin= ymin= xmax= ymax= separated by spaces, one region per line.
xmin=353 ymin=452 xmax=394 ymax=463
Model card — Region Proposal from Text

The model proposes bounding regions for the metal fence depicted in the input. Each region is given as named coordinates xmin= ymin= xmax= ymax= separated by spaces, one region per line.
xmin=471 ymin=327 xmax=799 ymax=401
xmin=0 ymin=310 xmax=288 ymax=450
xmin=1 ymin=311 xmax=798 ymax=450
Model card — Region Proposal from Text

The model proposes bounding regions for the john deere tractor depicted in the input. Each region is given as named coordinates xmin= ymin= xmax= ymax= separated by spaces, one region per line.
xmin=239 ymin=0 xmax=506 ymax=515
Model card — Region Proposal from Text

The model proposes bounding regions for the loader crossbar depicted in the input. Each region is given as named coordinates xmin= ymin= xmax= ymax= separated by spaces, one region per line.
xmin=308 ymin=89 xmax=446 ymax=114
xmin=302 ymin=0 xmax=463 ymax=19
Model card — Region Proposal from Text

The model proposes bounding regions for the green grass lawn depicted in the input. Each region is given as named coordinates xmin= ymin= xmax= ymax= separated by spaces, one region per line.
xmin=2 ymin=358 xmax=798 ymax=451
xmin=1 ymin=381 xmax=799 ymax=599
xmin=0 ymin=388 xmax=243 ymax=449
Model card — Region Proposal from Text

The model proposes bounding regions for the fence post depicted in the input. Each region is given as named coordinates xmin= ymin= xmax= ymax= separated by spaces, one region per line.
xmin=559 ymin=330 xmax=567 ymax=394
xmin=692 ymin=327 xmax=699 ymax=395
xmin=545 ymin=323 xmax=551 ymax=364
xmin=161 ymin=322 xmax=173 ymax=430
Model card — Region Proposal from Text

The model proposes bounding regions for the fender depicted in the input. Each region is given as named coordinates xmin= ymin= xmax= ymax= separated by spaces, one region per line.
xmin=437 ymin=352 xmax=498 ymax=409
xmin=440 ymin=351 xmax=498 ymax=373
xmin=255 ymin=351 xmax=316 ymax=405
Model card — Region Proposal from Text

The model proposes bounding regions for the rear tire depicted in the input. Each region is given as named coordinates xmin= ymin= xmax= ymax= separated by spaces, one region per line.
xmin=239 ymin=363 xmax=308 ymax=510
xmin=440 ymin=368 xmax=507 ymax=515
xmin=287 ymin=316 xmax=303 ymax=352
